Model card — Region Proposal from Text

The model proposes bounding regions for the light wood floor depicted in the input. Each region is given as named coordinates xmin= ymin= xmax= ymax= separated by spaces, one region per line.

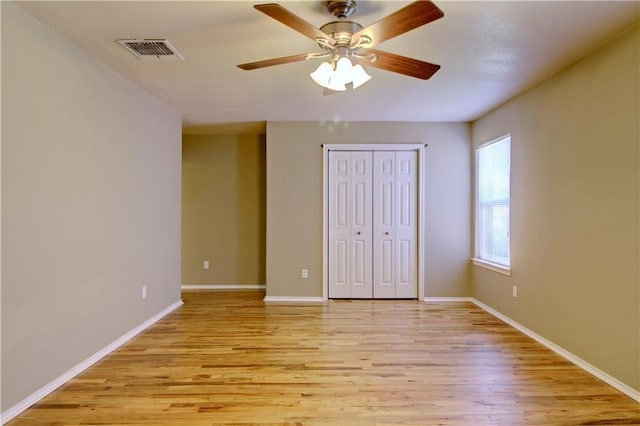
xmin=8 ymin=290 xmax=639 ymax=425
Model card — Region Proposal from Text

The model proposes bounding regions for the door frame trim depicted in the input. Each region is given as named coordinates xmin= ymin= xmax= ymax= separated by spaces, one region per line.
xmin=322 ymin=144 xmax=426 ymax=301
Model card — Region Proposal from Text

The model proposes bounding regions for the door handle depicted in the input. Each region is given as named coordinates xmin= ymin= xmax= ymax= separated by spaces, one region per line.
xmin=356 ymin=231 xmax=361 ymax=235
xmin=384 ymin=232 xmax=389 ymax=236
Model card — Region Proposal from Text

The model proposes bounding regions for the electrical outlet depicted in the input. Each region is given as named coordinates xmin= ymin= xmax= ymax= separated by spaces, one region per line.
xmin=142 ymin=286 xmax=147 ymax=299
xmin=204 ymin=260 xmax=210 ymax=270
xmin=512 ymin=285 xmax=518 ymax=298
xmin=301 ymin=268 xmax=308 ymax=279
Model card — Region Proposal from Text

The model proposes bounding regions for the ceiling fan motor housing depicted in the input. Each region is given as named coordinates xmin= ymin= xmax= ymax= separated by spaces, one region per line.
xmin=319 ymin=21 xmax=363 ymax=46
xmin=325 ymin=1 xmax=357 ymax=19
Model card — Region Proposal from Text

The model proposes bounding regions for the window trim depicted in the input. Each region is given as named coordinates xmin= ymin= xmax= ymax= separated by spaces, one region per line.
xmin=471 ymin=258 xmax=511 ymax=276
xmin=474 ymin=134 xmax=511 ymax=274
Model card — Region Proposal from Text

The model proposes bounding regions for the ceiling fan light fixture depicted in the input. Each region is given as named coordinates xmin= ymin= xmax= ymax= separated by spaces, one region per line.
xmin=310 ymin=55 xmax=371 ymax=91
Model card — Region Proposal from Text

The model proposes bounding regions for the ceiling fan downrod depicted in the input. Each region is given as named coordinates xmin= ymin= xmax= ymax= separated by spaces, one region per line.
xmin=325 ymin=0 xmax=357 ymax=19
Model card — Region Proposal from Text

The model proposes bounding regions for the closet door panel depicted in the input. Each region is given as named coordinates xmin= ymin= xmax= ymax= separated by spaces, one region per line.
xmin=373 ymin=151 xmax=396 ymax=298
xmin=349 ymin=152 xmax=373 ymax=298
xmin=328 ymin=152 xmax=352 ymax=298
xmin=329 ymin=151 xmax=373 ymax=298
xmin=395 ymin=151 xmax=418 ymax=298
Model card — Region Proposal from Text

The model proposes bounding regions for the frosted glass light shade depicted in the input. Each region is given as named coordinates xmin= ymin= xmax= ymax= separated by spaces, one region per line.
xmin=351 ymin=64 xmax=371 ymax=89
xmin=334 ymin=57 xmax=354 ymax=83
xmin=326 ymin=76 xmax=347 ymax=91
xmin=310 ymin=62 xmax=333 ymax=87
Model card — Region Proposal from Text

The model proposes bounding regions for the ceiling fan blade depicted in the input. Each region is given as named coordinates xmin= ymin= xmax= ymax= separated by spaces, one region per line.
xmin=352 ymin=1 xmax=444 ymax=48
xmin=366 ymin=49 xmax=440 ymax=80
xmin=237 ymin=53 xmax=309 ymax=71
xmin=254 ymin=3 xmax=335 ymax=44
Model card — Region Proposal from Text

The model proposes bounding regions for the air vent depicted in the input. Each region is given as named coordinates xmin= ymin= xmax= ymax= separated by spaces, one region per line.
xmin=117 ymin=39 xmax=184 ymax=61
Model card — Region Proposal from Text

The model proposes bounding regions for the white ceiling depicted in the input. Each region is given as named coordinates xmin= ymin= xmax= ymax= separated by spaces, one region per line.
xmin=16 ymin=1 xmax=640 ymax=128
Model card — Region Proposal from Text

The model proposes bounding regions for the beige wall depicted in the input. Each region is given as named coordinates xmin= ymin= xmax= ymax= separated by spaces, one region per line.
xmin=1 ymin=2 xmax=182 ymax=411
xmin=266 ymin=122 xmax=471 ymax=298
xmin=471 ymin=25 xmax=639 ymax=391
xmin=182 ymin=133 xmax=266 ymax=285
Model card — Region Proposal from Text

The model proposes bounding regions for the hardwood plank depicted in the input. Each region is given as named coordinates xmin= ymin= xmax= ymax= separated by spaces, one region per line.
xmin=7 ymin=290 xmax=639 ymax=425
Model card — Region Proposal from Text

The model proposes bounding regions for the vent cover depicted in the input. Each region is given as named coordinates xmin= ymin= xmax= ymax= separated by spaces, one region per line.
xmin=117 ymin=39 xmax=184 ymax=60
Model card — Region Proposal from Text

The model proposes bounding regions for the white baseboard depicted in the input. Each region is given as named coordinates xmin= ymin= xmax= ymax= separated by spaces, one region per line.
xmin=472 ymin=298 xmax=640 ymax=402
xmin=0 ymin=299 xmax=184 ymax=425
xmin=423 ymin=297 xmax=474 ymax=302
xmin=181 ymin=284 xmax=265 ymax=290
xmin=263 ymin=296 xmax=325 ymax=303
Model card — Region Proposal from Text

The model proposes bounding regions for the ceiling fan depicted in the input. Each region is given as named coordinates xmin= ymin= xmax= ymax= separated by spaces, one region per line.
xmin=237 ymin=1 xmax=444 ymax=91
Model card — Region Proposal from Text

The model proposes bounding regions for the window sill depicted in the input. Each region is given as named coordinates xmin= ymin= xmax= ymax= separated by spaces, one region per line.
xmin=471 ymin=258 xmax=511 ymax=276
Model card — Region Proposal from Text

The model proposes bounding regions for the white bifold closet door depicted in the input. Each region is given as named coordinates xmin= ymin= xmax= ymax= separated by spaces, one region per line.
xmin=328 ymin=150 xmax=417 ymax=299
xmin=328 ymin=151 xmax=373 ymax=299
xmin=373 ymin=151 xmax=418 ymax=298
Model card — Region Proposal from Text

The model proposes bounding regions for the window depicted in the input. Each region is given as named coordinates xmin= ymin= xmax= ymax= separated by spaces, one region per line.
xmin=475 ymin=135 xmax=510 ymax=272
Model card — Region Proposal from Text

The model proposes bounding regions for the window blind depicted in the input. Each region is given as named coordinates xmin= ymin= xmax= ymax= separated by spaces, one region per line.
xmin=476 ymin=136 xmax=510 ymax=267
